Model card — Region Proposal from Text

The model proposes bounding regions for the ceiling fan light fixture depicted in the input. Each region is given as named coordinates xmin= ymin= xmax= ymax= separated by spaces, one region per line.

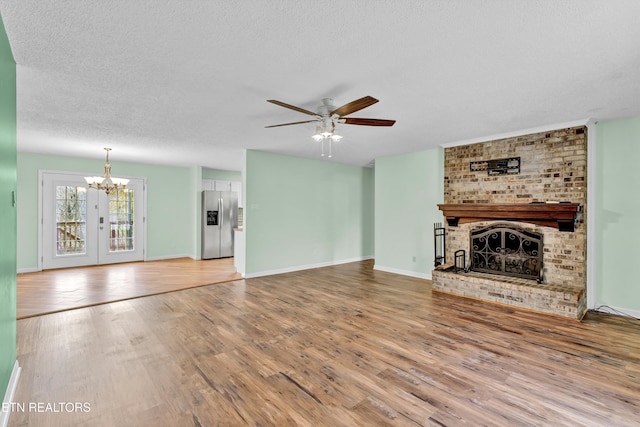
xmin=313 ymin=120 xmax=341 ymax=158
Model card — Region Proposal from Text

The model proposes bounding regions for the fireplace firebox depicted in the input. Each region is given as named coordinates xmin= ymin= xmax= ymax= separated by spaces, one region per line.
xmin=470 ymin=223 xmax=543 ymax=281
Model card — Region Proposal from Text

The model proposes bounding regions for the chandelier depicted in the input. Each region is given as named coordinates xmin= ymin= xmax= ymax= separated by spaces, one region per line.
xmin=84 ymin=148 xmax=129 ymax=194
xmin=311 ymin=118 xmax=342 ymax=158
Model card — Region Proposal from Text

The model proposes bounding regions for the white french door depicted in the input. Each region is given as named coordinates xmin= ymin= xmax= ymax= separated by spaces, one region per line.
xmin=97 ymin=177 xmax=144 ymax=265
xmin=41 ymin=172 xmax=145 ymax=270
xmin=42 ymin=173 xmax=97 ymax=269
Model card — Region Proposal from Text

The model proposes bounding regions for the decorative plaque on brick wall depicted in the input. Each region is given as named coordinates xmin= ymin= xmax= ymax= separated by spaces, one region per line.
xmin=470 ymin=157 xmax=520 ymax=175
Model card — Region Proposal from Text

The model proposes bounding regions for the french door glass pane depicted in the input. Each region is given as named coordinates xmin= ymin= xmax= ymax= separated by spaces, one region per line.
xmin=109 ymin=188 xmax=134 ymax=252
xmin=55 ymin=186 xmax=87 ymax=255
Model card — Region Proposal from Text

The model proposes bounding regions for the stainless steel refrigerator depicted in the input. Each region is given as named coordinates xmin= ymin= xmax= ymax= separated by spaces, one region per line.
xmin=201 ymin=191 xmax=238 ymax=259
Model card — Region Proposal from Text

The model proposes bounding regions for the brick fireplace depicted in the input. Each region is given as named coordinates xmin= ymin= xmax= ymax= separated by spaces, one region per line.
xmin=431 ymin=126 xmax=587 ymax=319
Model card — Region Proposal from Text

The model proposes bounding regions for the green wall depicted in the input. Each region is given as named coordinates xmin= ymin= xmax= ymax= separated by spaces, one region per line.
xmin=244 ymin=150 xmax=373 ymax=276
xmin=595 ymin=116 xmax=640 ymax=313
xmin=0 ymin=12 xmax=17 ymax=402
xmin=374 ymin=148 xmax=443 ymax=278
xmin=191 ymin=166 xmax=203 ymax=259
xmin=17 ymin=153 xmax=196 ymax=270
xmin=202 ymin=168 xmax=241 ymax=181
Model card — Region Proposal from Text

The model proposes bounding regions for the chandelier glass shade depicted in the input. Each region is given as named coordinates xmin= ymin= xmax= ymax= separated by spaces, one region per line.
xmin=84 ymin=148 xmax=129 ymax=194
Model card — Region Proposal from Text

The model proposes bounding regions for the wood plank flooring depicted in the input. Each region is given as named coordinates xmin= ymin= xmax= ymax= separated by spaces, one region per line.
xmin=9 ymin=260 xmax=640 ymax=426
xmin=16 ymin=257 xmax=241 ymax=319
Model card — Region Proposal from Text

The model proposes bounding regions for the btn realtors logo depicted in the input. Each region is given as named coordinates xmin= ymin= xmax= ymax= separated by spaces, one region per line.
xmin=2 ymin=401 xmax=91 ymax=413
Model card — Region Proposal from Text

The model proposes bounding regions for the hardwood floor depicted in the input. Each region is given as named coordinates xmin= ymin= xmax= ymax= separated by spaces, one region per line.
xmin=16 ymin=257 xmax=241 ymax=319
xmin=9 ymin=260 xmax=640 ymax=426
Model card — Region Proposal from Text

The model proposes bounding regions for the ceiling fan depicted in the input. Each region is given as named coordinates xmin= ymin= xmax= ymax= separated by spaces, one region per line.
xmin=265 ymin=96 xmax=395 ymax=158
xmin=265 ymin=96 xmax=396 ymax=131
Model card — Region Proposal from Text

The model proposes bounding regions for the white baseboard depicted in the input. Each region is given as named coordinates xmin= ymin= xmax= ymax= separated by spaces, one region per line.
xmin=144 ymin=254 xmax=193 ymax=262
xmin=592 ymin=304 xmax=640 ymax=320
xmin=18 ymin=255 xmax=196 ymax=272
xmin=373 ymin=264 xmax=432 ymax=280
xmin=244 ymin=256 xmax=374 ymax=279
xmin=1 ymin=361 xmax=21 ymax=427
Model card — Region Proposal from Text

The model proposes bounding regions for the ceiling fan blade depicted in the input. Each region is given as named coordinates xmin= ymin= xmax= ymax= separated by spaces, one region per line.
xmin=331 ymin=96 xmax=379 ymax=117
xmin=265 ymin=120 xmax=318 ymax=128
xmin=267 ymin=100 xmax=317 ymax=116
xmin=343 ymin=118 xmax=396 ymax=126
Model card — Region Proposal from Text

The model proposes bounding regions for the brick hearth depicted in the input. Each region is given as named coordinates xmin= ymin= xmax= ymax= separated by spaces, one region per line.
xmin=432 ymin=270 xmax=586 ymax=319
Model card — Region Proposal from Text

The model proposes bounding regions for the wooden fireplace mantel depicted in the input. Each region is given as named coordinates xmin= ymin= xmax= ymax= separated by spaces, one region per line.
xmin=437 ymin=203 xmax=582 ymax=232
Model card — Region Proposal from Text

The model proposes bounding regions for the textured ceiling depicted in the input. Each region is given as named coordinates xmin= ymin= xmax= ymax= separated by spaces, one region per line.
xmin=1 ymin=0 xmax=639 ymax=170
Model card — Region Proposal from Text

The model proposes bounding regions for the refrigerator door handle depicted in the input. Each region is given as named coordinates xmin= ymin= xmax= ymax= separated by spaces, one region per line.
xmin=219 ymin=197 xmax=223 ymax=228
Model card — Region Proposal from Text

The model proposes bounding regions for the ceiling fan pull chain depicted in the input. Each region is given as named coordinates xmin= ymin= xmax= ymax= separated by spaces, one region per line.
xmin=321 ymin=139 xmax=325 ymax=157
xmin=328 ymin=140 xmax=333 ymax=158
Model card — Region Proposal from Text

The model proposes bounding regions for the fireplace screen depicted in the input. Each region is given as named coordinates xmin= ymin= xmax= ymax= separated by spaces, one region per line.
xmin=470 ymin=223 xmax=543 ymax=280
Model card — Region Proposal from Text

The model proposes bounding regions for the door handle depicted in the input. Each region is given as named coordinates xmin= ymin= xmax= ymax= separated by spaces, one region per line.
xmin=220 ymin=198 xmax=224 ymax=227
